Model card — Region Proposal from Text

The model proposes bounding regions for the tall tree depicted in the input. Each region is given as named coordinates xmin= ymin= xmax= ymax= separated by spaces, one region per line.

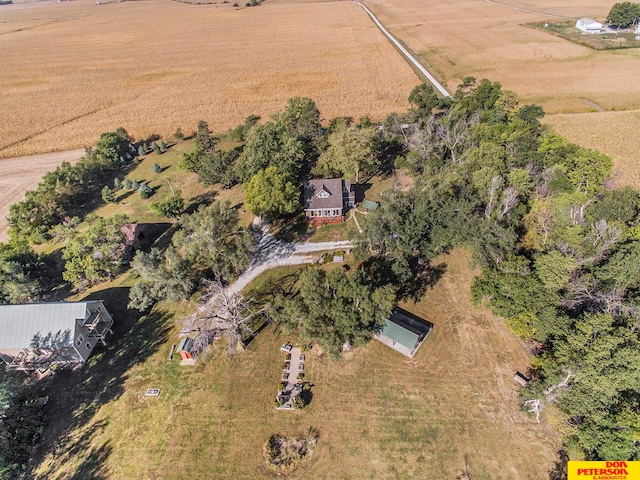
xmin=318 ymin=120 xmax=379 ymax=183
xmin=607 ymin=2 xmax=640 ymax=28
xmin=278 ymin=268 xmax=396 ymax=358
xmin=243 ymin=166 xmax=300 ymax=220
xmin=62 ymin=215 xmax=130 ymax=289
xmin=128 ymin=246 xmax=195 ymax=311
xmin=235 ymin=121 xmax=305 ymax=183
xmin=172 ymin=201 xmax=254 ymax=281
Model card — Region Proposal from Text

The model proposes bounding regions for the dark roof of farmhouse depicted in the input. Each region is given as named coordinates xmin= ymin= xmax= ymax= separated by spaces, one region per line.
xmin=304 ymin=178 xmax=347 ymax=210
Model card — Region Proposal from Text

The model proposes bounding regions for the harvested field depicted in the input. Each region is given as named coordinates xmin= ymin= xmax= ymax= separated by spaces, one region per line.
xmin=31 ymin=250 xmax=561 ymax=479
xmin=0 ymin=0 xmax=417 ymax=158
xmin=545 ymin=110 xmax=640 ymax=189
xmin=367 ymin=0 xmax=640 ymax=113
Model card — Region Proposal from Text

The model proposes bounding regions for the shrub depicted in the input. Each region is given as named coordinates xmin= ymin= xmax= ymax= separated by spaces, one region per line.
xmin=123 ymin=178 xmax=133 ymax=189
xmin=130 ymin=179 xmax=139 ymax=190
xmin=158 ymin=140 xmax=167 ymax=153
xmin=174 ymin=127 xmax=184 ymax=140
xmin=153 ymin=163 xmax=161 ymax=174
xmin=101 ymin=186 xmax=115 ymax=204
xmin=245 ymin=2 xmax=250 ymax=6
xmin=114 ymin=177 xmax=122 ymax=190
xmin=139 ymin=183 xmax=152 ymax=199
xmin=263 ymin=429 xmax=319 ymax=473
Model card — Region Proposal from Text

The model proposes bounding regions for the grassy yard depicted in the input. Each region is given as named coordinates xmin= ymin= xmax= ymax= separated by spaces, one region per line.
xmin=30 ymin=250 xmax=561 ymax=479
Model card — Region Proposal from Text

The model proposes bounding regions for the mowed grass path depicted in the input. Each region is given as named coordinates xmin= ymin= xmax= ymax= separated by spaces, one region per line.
xmin=32 ymin=252 xmax=560 ymax=479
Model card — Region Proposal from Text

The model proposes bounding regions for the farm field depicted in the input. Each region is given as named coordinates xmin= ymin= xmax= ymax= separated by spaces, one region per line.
xmin=31 ymin=250 xmax=561 ymax=479
xmin=544 ymin=110 xmax=640 ymax=189
xmin=366 ymin=0 xmax=640 ymax=114
xmin=0 ymin=0 xmax=417 ymax=158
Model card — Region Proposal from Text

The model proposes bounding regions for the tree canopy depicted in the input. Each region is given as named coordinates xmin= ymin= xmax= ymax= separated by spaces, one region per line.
xmin=9 ymin=128 xmax=135 ymax=243
xmin=243 ymin=166 xmax=300 ymax=219
xmin=62 ymin=215 xmax=130 ymax=290
xmin=607 ymin=2 xmax=640 ymax=28
xmin=172 ymin=201 xmax=254 ymax=281
xmin=128 ymin=246 xmax=195 ymax=311
xmin=278 ymin=267 xmax=396 ymax=358
xmin=317 ymin=120 xmax=379 ymax=183
xmin=354 ymin=78 xmax=640 ymax=459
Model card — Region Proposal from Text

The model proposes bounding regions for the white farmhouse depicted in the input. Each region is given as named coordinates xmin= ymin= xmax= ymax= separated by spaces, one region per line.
xmin=575 ymin=18 xmax=603 ymax=34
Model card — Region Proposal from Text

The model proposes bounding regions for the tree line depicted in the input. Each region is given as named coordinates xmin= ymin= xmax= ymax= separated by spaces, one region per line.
xmin=356 ymin=79 xmax=637 ymax=460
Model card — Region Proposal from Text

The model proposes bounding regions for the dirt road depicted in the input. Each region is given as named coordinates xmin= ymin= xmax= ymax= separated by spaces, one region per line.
xmin=0 ymin=149 xmax=84 ymax=242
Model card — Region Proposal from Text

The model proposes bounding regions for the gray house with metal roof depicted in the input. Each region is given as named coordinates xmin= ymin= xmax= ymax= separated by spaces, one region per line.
xmin=375 ymin=308 xmax=432 ymax=358
xmin=0 ymin=301 xmax=113 ymax=373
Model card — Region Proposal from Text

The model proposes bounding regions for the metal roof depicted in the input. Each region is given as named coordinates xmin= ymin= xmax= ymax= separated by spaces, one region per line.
xmin=363 ymin=200 xmax=379 ymax=211
xmin=379 ymin=317 xmax=420 ymax=350
xmin=0 ymin=302 xmax=97 ymax=349
xmin=577 ymin=18 xmax=602 ymax=26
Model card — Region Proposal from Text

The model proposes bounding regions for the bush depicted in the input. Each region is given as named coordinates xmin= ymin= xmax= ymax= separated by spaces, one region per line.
xmin=130 ymin=179 xmax=139 ymax=190
xmin=245 ymin=2 xmax=250 ymax=6
xmin=174 ymin=127 xmax=184 ymax=140
xmin=158 ymin=140 xmax=167 ymax=153
xmin=233 ymin=2 xmax=238 ymax=6
xmin=153 ymin=163 xmax=161 ymax=174
xmin=263 ymin=429 xmax=319 ymax=473
xmin=123 ymin=178 xmax=133 ymax=189
xmin=101 ymin=186 xmax=115 ymax=204
xmin=114 ymin=177 xmax=122 ymax=190
xmin=139 ymin=183 xmax=152 ymax=199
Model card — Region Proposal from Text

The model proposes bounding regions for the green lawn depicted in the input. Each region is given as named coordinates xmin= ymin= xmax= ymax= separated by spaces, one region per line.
xmin=31 ymin=250 xmax=561 ymax=479
xmin=306 ymin=219 xmax=358 ymax=243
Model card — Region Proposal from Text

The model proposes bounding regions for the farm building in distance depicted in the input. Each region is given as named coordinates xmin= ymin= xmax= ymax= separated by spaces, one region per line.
xmin=303 ymin=178 xmax=356 ymax=226
xmin=575 ymin=18 xmax=603 ymax=34
xmin=0 ymin=301 xmax=114 ymax=373
xmin=375 ymin=308 xmax=432 ymax=358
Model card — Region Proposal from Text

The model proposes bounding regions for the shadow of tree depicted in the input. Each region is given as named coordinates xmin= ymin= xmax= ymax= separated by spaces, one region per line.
xmin=185 ymin=190 xmax=218 ymax=215
xmin=28 ymin=287 xmax=172 ymax=478
xmin=548 ymin=448 xmax=569 ymax=480
xmin=359 ymin=256 xmax=447 ymax=303
xmin=399 ymin=262 xmax=447 ymax=303
xmin=269 ymin=212 xmax=309 ymax=243
xmin=69 ymin=441 xmax=112 ymax=480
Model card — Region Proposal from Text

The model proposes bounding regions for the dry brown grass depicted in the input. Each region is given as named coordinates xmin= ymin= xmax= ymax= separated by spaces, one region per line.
xmin=368 ymin=0 xmax=640 ymax=114
xmin=0 ymin=0 xmax=417 ymax=158
xmin=32 ymin=251 xmax=561 ymax=479
xmin=545 ymin=109 xmax=640 ymax=188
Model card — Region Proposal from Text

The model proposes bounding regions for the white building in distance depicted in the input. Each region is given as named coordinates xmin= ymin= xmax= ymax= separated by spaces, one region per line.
xmin=576 ymin=18 xmax=603 ymax=34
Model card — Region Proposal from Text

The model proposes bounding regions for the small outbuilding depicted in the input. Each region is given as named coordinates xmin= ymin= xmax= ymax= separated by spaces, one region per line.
xmin=363 ymin=199 xmax=379 ymax=211
xmin=375 ymin=308 xmax=432 ymax=358
xmin=575 ymin=18 xmax=603 ymax=34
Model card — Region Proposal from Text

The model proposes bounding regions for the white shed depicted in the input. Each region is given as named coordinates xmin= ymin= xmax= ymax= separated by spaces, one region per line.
xmin=575 ymin=18 xmax=603 ymax=34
